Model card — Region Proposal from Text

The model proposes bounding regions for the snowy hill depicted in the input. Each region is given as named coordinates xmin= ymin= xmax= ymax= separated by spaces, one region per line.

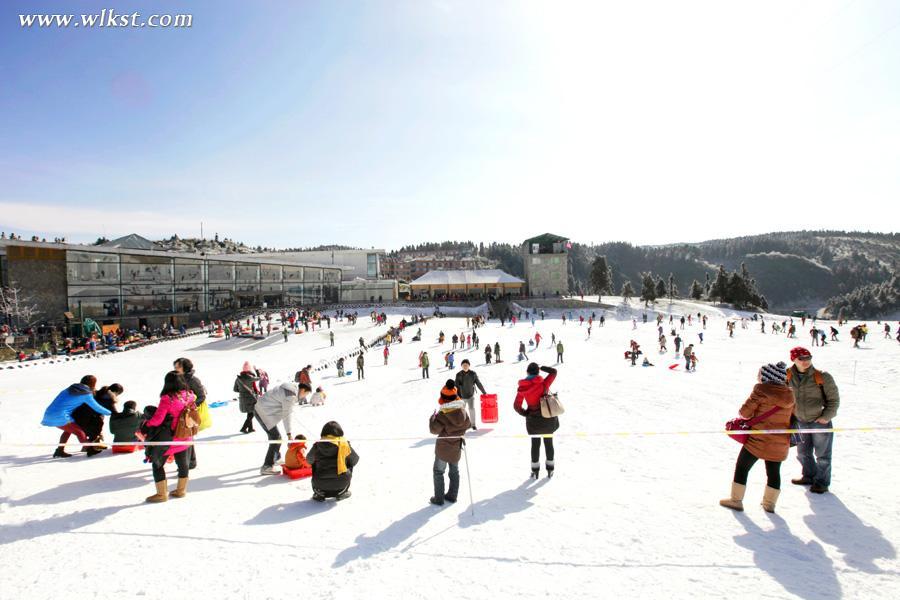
xmin=1 ymin=307 xmax=898 ymax=599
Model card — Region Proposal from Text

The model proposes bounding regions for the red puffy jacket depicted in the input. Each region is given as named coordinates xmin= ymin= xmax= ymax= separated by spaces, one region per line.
xmin=513 ymin=368 xmax=557 ymax=415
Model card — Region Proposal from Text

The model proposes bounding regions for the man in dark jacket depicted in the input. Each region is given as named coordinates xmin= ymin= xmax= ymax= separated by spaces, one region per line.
xmin=356 ymin=353 xmax=365 ymax=380
xmin=175 ymin=358 xmax=205 ymax=469
xmin=455 ymin=360 xmax=486 ymax=430
xmin=429 ymin=381 xmax=471 ymax=505
xmin=787 ymin=346 xmax=840 ymax=494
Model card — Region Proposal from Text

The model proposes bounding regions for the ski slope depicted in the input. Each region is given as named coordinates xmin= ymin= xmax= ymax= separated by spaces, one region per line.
xmin=1 ymin=302 xmax=898 ymax=600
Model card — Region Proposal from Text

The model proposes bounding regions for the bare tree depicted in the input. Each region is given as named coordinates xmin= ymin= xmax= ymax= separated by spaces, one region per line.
xmin=0 ymin=282 xmax=42 ymax=333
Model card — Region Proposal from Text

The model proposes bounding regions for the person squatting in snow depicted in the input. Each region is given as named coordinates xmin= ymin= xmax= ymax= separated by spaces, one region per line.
xmin=307 ymin=421 xmax=360 ymax=502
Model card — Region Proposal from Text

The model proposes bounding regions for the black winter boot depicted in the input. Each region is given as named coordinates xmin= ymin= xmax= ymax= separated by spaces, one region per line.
xmin=530 ymin=463 xmax=540 ymax=480
xmin=546 ymin=460 xmax=555 ymax=478
xmin=53 ymin=447 xmax=72 ymax=458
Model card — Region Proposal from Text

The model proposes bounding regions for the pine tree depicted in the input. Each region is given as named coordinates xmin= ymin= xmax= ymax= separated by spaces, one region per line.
xmin=668 ymin=273 xmax=676 ymax=300
xmin=690 ymin=279 xmax=703 ymax=300
xmin=621 ymin=281 xmax=634 ymax=304
xmin=640 ymin=272 xmax=657 ymax=306
xmin=590 ymin=256 xmax=613 ymax=301
xmin=655 ymin=276 xmax=667 ymax=300
xmin=709 ymin=266 xmax=729 ymax=303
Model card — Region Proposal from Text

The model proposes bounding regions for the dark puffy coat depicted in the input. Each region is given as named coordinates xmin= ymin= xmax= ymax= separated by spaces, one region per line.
xmin=233 ymin=372 xmax=259 ymax=413
xmin=109 ymin=408 xmax=141 ymax=443
xmin=184 ymin=371 xmax=207 ymax=405
xmin=306 ymin=441 xmax=360 ymax=492
xmin=429 ymin=402 xmax=471 ymax=463
xmin=739 ymin=383 xmax=795 ymax=462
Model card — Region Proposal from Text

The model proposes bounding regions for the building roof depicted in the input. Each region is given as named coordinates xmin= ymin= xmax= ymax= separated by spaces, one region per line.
xmin=102 ymin=234 xmax=159 ymax=251
xmin=0 ymin=239 xmax=345 ymax=271
xmin=410 ymin=269 xmax=525 ymax=286
xmin=523 ymin=233 xmax=569 ymax=246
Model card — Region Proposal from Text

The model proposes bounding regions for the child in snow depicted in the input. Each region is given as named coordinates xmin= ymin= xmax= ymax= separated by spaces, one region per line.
xmin=310 ymin=387 xmax=327 ymax=406
xmin=429 ymin=380 xmax=471 ymax=506
xmin=285 ymin=434 xmax=311 ymax=470
xmin=336 ymin=357 xmax=345 ymax=377
xmin=109 ymin=400 xmax=142 ymax=453
xmin=307 ymin=421 xmax=360 ymax=501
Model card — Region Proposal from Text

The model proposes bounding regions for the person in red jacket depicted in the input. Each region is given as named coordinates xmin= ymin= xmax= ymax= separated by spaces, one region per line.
xmin=513 ymin=363 xmax=559 ymax=479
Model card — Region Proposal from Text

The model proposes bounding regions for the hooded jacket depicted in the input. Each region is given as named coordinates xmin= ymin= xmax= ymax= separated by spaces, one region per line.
xmin=145 ymin=389 xmax=195 ymax=457
xmin=109 ymin=407 xmax=142 ymax=443
xmin=739 ymin=382 xmax=796 ymax=462
xmin=233 ymin=372 xmax=259 ymax=413
xmin=430 ymin=400 xmax=471 ymax=463
xmin=255 ymin=382 xmax=299 ymax=432
xmin=513 ymin=367 xmax=557 ymax=415
xmin=41 ymin=384 xmax=111 ymax=428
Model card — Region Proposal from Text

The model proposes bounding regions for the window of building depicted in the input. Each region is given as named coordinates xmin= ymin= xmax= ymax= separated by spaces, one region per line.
xmin=367 ymin=253 xmax=378 ymax=277
xmin=66 ymin=261 xmax=120 ymax=284
xmin=260 ymin=264 xmax=282 ymax=282
xmin=121 ymin=255 xmax=173 ymax=283
xmin=207 ymin=262 xmax=235 ymax=282
xmin=532 ymin=257 xmax=542 ymax=265
xmin=235 ymin=265 xmax=260 ymax=283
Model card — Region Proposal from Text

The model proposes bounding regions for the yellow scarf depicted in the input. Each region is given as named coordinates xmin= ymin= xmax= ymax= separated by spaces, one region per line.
xmin=324 ymin=435 xmax=351 ymax=475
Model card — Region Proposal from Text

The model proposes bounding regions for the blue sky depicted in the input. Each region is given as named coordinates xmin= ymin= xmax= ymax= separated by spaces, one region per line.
xmin=1 ymin=0 xmax=898 ymax=249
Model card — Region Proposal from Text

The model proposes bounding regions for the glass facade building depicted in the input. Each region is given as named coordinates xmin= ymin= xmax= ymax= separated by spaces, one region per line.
xmin=64 ymin=249 xmax=341 ymax=319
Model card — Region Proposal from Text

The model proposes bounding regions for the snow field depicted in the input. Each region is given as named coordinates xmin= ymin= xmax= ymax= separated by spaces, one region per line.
xmin=1 ymin=303 xmax=898 ymax=600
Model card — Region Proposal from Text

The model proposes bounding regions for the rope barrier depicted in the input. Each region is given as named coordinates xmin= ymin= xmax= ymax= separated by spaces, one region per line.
xmin=4 ymin=426 xmax=900 ymax=449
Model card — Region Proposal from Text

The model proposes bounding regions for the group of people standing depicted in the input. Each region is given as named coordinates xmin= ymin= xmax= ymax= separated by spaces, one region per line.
xmin=720 ymin=346 xmax=840 ymax=513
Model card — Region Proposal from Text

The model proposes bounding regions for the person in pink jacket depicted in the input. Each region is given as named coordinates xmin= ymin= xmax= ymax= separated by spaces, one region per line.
xmin=143 ymin=371 xmax=195 ymax=503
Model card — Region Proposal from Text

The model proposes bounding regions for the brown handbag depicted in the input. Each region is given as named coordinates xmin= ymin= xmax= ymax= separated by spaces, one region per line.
xmin=174 ymin=396 xmax=200 ymax=439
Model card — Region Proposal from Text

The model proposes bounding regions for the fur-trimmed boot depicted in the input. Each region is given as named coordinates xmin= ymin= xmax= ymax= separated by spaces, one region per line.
xmin=530 ymin=462 xmax=540 ymax=480
xmin=761 ymin=486 xmax=780 ymax=513
xmin=719 ymin=482 xmax=746 ymax=511
xmin=146 ymin=480 xmax=168 ymax=503
xmin=171 ymin=477 xmax=189 ymax=499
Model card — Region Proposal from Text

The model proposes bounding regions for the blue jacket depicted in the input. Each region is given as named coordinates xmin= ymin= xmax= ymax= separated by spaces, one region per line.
xmin=41 ymin=384 xmax=111 ymax=427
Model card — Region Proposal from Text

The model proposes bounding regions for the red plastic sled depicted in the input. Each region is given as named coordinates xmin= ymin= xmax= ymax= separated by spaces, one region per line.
xmin=480 ymin=394 xmax=499 ymax=423
xmin=283 ymin=465 xmax=312 ymax=480
xmin=669 ymin=363 xmax=679 ymax=370
xmin=112 ymin=445 xmax=137 ymax=453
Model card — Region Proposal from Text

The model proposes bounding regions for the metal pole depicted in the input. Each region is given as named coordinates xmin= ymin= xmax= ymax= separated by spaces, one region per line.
xmin=462 ymin=442 xmax=475 ymax=516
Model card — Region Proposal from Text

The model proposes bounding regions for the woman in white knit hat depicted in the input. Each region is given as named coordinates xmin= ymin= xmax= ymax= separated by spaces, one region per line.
xmin=720 ymin=362 xmax=795 ymax=513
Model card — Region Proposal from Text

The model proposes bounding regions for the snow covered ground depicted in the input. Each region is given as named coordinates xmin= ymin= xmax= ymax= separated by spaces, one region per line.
xmin=1 ymin=300 xmax=898 ymax=600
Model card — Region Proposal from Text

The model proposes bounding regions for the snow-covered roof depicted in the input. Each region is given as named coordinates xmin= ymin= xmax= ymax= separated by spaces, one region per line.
xmin=102 ymin=234 xmax=158 ymax=251
xmin=410 ymin=269 xmax=524 ymax=286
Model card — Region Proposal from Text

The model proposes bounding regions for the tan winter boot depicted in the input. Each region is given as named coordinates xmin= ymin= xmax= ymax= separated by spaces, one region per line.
xmin=719 ymin=482 xmax=746 ymax=511
xmin=146 ymin=480 xmax=168 ymax=503
xmin=171 ymin=477 xmax=189 ymax=499
xmin=761 ymin=486 xmax=780 ymax=513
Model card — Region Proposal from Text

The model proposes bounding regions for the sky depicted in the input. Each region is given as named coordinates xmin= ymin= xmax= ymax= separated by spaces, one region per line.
xmin=1 ymin=0 xmax=899 ymax=250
